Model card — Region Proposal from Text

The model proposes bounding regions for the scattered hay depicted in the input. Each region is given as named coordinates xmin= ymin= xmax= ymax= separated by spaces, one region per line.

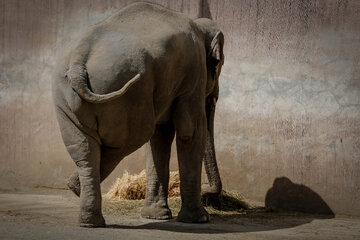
xmin=202 ymin=190 xmax=251 ymax=212
xmin=103 ymin=198 xmax=144 ymax=216
xmin=103 ymin=190 xmax=258 ymax=220
xmin=104 ymin=170 xmax=259 ymax=220
xmin=105 ymin=170 xmax=180 ymax=200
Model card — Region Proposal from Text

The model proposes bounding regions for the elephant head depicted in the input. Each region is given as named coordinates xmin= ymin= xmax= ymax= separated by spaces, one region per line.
xmin=195 ymin=18 xmax=224 ymax=197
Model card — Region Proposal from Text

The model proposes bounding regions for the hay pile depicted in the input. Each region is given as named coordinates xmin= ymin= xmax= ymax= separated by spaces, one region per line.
xmin=104 ymin=170 xmax=252 ymax=216
xmin=105 ymin=170 xmax=180 ymax=200
xmin=103 ymin=170 xmax=256 ymax=219
xmin=168 ymin=171 xmax=180 ymax=197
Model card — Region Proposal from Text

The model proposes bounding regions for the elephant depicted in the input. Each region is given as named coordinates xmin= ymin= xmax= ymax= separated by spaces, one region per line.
xmin=52 ymin=2 xmax=224 ymax=227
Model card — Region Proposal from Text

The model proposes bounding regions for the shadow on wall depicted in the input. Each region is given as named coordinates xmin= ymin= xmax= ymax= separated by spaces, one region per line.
xmin=265 ymin=177 xmax=335 ymax=216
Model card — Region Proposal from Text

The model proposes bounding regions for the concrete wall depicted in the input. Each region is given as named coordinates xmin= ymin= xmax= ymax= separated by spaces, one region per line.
xmin=0 ymin=0 xmax=359 ymax=216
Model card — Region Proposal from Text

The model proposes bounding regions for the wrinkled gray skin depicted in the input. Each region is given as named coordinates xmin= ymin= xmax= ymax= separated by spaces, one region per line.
xmin=52 ymin=2 xmax=224 ymax=227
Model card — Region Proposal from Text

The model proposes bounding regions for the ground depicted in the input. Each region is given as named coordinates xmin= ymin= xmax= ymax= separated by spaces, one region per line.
xmin=0 ymin=188 xmax=359 ymax=240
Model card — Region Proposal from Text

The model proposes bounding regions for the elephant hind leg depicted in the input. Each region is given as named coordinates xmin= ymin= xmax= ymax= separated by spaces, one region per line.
xmin=66 ymin=146 xmax=126 ymax=198
xmin=74 ymin=138 xmax=105 ymax=228
xmin=141 ymin=123 xmax=175 ymax=220
xmin=66 ymin=172 xmax=81 ymax=197
xmin=55 ymin=109 xmax=105 ymax=227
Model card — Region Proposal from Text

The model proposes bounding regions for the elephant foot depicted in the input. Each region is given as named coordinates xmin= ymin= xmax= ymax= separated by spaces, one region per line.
xmin=176 ymin=205 xmax=209 ymax=223
xmin=141 ymin=204 xmax=172 ymax=220
xmin=66 ymin=174 xmax=80 ymax=197
xmin=79 ymin=212 xmax=106 ymax=228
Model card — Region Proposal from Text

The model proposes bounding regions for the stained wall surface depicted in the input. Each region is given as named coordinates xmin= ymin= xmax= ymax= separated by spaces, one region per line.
xmin=0 ymin=0 xmax=359 ymax=216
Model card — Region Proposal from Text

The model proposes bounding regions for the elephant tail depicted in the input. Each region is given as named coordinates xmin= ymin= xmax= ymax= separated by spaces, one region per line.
xmin=66 ymin=64 xmax=141 ymax=104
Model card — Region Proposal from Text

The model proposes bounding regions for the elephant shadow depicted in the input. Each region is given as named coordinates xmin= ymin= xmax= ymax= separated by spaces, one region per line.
xmin=106 ymin=177 xmax=334 ymax=234
xmin=265 ymin=176 xmax=335 ymax=215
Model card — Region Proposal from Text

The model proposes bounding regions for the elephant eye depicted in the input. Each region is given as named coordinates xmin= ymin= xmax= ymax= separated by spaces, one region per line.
xmin=211 ymin=58 xmax=220 ymax=66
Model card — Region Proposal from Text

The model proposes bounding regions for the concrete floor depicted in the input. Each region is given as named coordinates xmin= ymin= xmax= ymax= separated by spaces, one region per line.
xmin=0 ymin=189 xmax=359 ymax=240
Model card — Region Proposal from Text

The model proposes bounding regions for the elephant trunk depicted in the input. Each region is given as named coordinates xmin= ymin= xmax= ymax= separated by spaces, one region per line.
xmin=202 ymin=93 xmax=222 ymax=198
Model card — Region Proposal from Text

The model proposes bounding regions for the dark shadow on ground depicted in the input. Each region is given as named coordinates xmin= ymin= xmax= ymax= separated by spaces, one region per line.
xmin=106 ymin=188 xmax=333 ymax=234
xmin=106 ymin=210 xmax=332 ymax=234
xmin=105 ymin=177 xmax=334 ymax=234
xmin=265 ymin=177 xmax=335 ymax=215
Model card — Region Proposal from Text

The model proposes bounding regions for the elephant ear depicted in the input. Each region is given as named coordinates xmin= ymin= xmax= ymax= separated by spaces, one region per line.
xmin=208 ymin=31 xmax=224 ymax=75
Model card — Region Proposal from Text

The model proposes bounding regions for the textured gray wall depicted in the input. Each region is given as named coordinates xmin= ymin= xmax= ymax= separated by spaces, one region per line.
xmin=0 ymin=0 xmax=359 ymax=216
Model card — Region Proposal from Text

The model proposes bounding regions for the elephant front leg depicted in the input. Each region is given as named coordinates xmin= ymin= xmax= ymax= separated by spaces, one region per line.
xmin=174 ymin=110 xmax=209 ymax=223
xmin=141 ymin=123 xmax=175 ymax=220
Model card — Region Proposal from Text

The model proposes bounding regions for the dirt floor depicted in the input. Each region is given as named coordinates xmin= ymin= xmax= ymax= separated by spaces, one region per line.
xmin=0 ymin=188 xmax=359 ymax=240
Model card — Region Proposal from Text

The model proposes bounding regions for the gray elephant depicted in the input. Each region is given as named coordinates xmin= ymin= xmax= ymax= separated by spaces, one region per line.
xmin=52 ymin=2 xmax=223 ymax=227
